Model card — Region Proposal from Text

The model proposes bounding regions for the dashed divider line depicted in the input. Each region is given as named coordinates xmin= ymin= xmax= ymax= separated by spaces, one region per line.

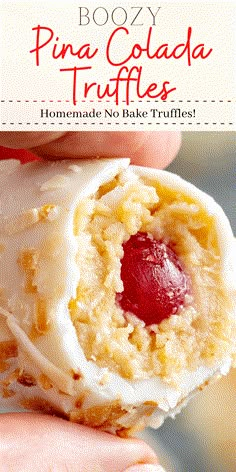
xmin=0 ymin=99 xmax=234 ymax=103
xmin=1 ymin=122 xmax=234 ymax=126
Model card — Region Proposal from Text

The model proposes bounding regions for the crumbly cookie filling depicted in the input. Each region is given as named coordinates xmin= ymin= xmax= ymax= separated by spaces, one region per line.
xmin=69 ymin=169 xmax=235 ymax=384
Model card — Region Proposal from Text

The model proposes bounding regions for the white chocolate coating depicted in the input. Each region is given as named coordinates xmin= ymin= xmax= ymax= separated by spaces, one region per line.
xmin=0 ymin=158 xmax=235 ymax=433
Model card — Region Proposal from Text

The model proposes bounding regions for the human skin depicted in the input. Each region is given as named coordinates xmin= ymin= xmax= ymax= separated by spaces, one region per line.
xmin=0 ymin=414 xmax=161 ymax=472
xmin=0 ymin=131 xmax=181 ymax=168
xmin=0 ymin=131 xmax=180 ymax=471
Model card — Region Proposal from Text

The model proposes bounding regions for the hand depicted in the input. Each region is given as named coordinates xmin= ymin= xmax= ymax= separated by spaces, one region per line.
xmin=0 ymin=131 xmax=181 ymax=168
xmin=0 ymin=413 xmax=165 ymax=472
xmin=0 ymin=131 xmax=180 ymax=471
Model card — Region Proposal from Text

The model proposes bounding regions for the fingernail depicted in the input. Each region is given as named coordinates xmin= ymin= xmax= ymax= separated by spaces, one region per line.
xmin=123 ymin=465 xmax=167 ymax=472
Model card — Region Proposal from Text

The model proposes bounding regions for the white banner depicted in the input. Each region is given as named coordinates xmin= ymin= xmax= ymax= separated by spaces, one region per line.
xmin=0 ymin=1 xmax=235 ymax=130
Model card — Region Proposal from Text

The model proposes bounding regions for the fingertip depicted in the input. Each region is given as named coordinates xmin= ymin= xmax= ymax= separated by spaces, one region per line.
xmin=130 ymin=131 xmax=181 ymax=169
xmin=31 ymin=131 xmax=181 ymax=170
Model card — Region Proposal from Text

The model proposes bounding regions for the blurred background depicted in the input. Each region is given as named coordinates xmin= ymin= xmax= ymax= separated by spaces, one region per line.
xmin=141 ymin=132 xmax=236 ymax=472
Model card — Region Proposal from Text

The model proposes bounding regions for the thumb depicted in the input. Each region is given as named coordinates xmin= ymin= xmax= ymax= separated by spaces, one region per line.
xmin=1 ymin=413 xmax=159 ymax=472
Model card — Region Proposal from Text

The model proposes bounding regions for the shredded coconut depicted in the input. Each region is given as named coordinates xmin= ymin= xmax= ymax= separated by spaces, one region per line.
xmin=40 ymin=175 xmax=70 ymax=191
xmin=69 ymin=172 xmax=236 ymax=383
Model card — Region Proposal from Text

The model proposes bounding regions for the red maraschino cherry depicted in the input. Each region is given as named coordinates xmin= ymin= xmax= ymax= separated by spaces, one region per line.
xmin=117 ymin=232 xmax=190 ymax=325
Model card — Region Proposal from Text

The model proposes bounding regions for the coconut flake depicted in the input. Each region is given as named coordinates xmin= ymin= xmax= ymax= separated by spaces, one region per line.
xmin=40 ymin=175 xmax=70 ymax=191
xmin=38 ymin=204 xmax=60 ymax=222
xmin=1 ymin=209 xmax=39 ymax=235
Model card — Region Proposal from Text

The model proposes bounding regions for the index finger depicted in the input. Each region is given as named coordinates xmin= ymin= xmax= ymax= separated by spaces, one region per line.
xmin=0 ymin=131 xmax=181 ymax=168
